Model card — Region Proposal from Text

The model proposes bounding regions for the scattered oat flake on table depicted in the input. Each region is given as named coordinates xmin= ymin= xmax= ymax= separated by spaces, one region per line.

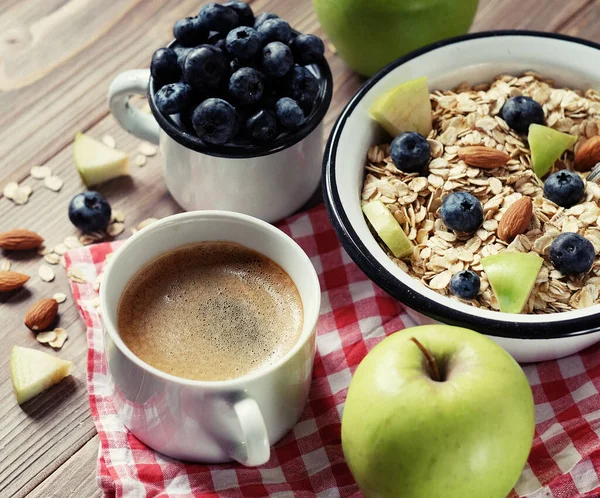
xmin=44 ymin=253 xmax=60 ymax=265
xmin=138 ymin=142 xmax=158 ymax=157
xmin=49 ymin=328 xmax=68 ymax=349
xmin=38 ymin=264 xmax=55 ymax=282
xmin=134 ymin=154 xmax=147 ymax=167
xmin=64 ymin=235 xmax=82 ymax=249
xmin=101 ymin=135 xmax=116 ymax=149
xmin=30 ymin=165 xmax=51 ymax=179
xmin=36 ymin=331 xmax=57 ymax=344
xmin=111 ymin=210 xmax=125 ymax=223
xmin=12 ymin=187 xmax=30 ymax=205
xmin=68 ymin=267 xmax=87 ymax=283
xmin=44 ymin=175 xmax=63 ymax=192
xmin=3 ymin=182 xmax=18 ymax=199
xmin=53 ymin=243 xmax=68 ymax=255
xmin=53 ymin=292 xmax=67 ymax=304
xmin=137 ymin=218 xmax=158 ymax=230
xmin=37 ymin=246 xmax=52 ymax=255
xmin=94 ymin=272 xmax=103 ymax=292
xmin=107 ymin=222 xmax=125 ymax=237
xmin=79 ymin=232 xmax=104 ymax=245
xmin=60 ymin=256 xmax=66 ymax=268
xmin=1 ymin=260 xmax=10 ymax=271
xmin=21 ymin=185 xmax=33 ymax=197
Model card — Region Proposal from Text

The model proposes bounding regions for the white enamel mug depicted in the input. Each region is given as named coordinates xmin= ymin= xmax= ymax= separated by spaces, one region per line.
xmin=107 ymin=56 xmax=332 ymax=223
xmin=100 ymin=210 xmax=321 ymax=465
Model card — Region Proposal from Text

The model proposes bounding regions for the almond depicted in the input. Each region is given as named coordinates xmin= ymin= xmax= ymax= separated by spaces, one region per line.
xmin=574 ymin=136 xmax=600 ymax=171
xmin=458 ymin=146 xmax=510 ymax=169
xmin=0 ymin=229 xmax=44 ymax=250
xmin=0 ymin=271 xmax=30 ymax=292
xmin=497 ymin=197 xmax=533 ymax=242
xmin=24 ymin=298 xmax=59 ymax=331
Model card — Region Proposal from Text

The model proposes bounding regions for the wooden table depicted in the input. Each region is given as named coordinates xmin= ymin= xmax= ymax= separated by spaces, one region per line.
xmin=1 ymin=0 xmax=600 ymax=495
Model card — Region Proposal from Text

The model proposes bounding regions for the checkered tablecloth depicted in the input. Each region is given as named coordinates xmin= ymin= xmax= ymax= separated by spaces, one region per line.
xmin=65 ymin=204 xmax=600 ymax=498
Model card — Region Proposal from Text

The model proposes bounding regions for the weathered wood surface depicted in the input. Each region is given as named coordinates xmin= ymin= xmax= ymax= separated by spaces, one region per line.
xmin=0 ymin=0 xmax=598 ymax=495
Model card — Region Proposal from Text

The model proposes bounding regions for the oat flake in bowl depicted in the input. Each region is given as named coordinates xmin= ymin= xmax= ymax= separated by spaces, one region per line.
xmin=323 ymin=31 xmax=600 ymax=362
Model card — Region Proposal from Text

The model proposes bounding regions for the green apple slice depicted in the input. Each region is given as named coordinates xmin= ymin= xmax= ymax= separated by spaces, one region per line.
xmin=481 ymin=252 xmax=543 ymax=313
xmin=528 ymin=124 xmax=577 ymax=178
xmin=369 ymin=76 xmax=432 ymax=137
xmin=363 ymin=200 xmax=413 ymax=259
xmin=10 ymin=346 xmax=72 ymax=404
xmin=74 ymin=132 xmax=130 ymax=186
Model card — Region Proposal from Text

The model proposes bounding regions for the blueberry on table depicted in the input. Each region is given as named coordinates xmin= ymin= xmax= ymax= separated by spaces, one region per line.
xmin=224 ymin=1 xmax=255 ymax=27
xmin=68 ymin=191 xmax=112 ymax=233
xmin=225 ymin=26 xmax=261 ymax=60
xmin=183 ymin=45 xmax=228 ymax=90
xmin=450 ymin=270 xmax=481 ymax=300
xmin=285 ymin=65 xmax=319 ymax=110
xmin=155 ymin=82 xmax=193 ymax=115
xmin=543 ymin=170 xmax=585 ymax=207
xmin=229 ymin=67 xmax=264 ymax=106
xmin=150 ymin=48 xmax=180 ymax=84
xmin=290 ymin=34 xmax=325 ymax=65
xmin=254 ymin=12 xmax=278 ymax=29
xmin=275 ymin=97 xmax=305 ymax=130
xmin=173 ymin=17 xmax=207 ymax=47
xmin=501 ymin=96 xmax=545 ymax=134
xmin=550 ymin=233 xmax=595 ymax=275
xmin=262 ymin=41 xmax=293 ymax=78
xmin=192 ymin=98 xmax=239 ymax=144
xmin=198 ymin=3 xmax=239 ymax=33
xmin=246 ymin=109 xmax=279 ymax=142
xmin=390 ymin=132 xmax=431 ymax=173
xmin=440 ymin=192 xmax=484 ymax=233
xmin=257 ymin=18 xmax=291 ymax=44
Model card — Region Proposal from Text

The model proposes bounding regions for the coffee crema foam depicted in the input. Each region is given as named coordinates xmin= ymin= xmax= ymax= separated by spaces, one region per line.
xmin=117 ymin=241 xmax=303 ymax=381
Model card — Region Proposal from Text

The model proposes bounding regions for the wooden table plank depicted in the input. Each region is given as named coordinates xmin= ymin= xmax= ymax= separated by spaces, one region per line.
xmin=2 ymin=0 xmax=599 ymax=495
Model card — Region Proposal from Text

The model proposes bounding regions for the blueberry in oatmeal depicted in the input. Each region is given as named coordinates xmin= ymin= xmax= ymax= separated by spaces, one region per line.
xmin=543 ymin=170 xmax=585 ymax=208
xmin=501 ymin=96 xmax=545 ymax=134
xmin=390 ymin=132 xmax=430 ymax=173
xmin=550 ymin=233 xmax=595 ymax=276
xmin=440 ymin=192 xmax=483 ymax=233
xmin=450 ymin=270 xmax=480 ymax=300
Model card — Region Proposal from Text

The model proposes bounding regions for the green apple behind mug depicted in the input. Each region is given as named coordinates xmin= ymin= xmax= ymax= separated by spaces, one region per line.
xmin=313 ymin=0 xmax=479 ymax=76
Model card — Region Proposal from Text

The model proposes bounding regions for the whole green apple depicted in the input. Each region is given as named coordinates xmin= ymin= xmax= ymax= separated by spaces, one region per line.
xmin=342 ymin=325 xmax=534 ymax=498
xmin=313 ymin=0 xmax=479 ymax=76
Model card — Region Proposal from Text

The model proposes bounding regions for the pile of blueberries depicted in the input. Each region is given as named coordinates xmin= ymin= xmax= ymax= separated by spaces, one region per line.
xmin=386 ymin=95 xmax=596 ymax=300
xmin=150 ymin=2 xmax=325 ymax=146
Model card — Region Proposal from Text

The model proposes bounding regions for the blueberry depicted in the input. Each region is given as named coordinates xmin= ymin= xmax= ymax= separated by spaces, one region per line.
xmin=440 ymin=192 xmax=483 ymax=233
xmin=450 ymin=270 xmax=480 ymax=300
xmin=183 ymin=45 xmax=228 ymax=90
xmin=68 ymin=191 xmax=112 ymax=233
xmin=225 ymin=26 xmax=261 ymax=59
xmin=150 ymin=48 xmax=180 ymax=84
xmin=246 ymin=109 xmax=279 ymax=142
xmin=155 ymin=82 xmax=193 ymax=115
xmin=224 ymin=1 xmax=254 ymax=27
xmin=262 ymin=41 xmax=293 ymax=78
xmin=275 ymin=97 xmax=304 ymax=130
xmin=254 ymin=12 xmax=278 ymax=29
xmin=192 ymin=98 xmax=239 ymax=144
xmin=198 ymin=3 xmax=239 ymax=33
xmin=544 ymin=170 xmax=585 ymax=208
xmin=550 ymin=233 xmax=595 ymax=275
xmin=290 ymin=34 xmax=325 ymax=65
xmin=173 ymin=17 xmax=207 ymax=47
xmin=501 ymin=96 xmax=545 ymax=134
xmin=390 ymin=132 xmax=431 ymax=173
xmin=257 ymin=18 xmax=291 ymax=44
xmin=173 ymin=46 xmax=193 ymax=69
xmin=284 ymin=66 xmax=319 ymax=110
xmin=229 ymin=67 xmax=264 ymax=105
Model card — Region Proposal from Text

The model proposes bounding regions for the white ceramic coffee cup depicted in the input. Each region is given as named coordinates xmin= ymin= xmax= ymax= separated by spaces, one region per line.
xmin=100 ymin=210 xmax=321 ymax=466
xmin=107 ymin=56 xmax=332 ymax=223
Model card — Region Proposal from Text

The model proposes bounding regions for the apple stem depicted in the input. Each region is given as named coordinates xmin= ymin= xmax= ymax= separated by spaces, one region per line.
xmin=410 ymin=337 xmax=440 ymax=382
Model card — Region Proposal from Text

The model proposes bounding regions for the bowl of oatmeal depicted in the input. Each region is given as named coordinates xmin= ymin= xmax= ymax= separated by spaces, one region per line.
xmin=323 ymin=30 xmax=600 ymax=362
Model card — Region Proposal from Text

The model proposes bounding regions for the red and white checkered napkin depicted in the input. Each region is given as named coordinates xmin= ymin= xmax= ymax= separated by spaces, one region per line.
xmin=65 ymin=204 xmax=600 ymax=498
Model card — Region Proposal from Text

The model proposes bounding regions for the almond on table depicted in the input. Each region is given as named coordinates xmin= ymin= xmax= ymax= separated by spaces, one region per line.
xmin=0 ymin=229 xmax=44 ymax=250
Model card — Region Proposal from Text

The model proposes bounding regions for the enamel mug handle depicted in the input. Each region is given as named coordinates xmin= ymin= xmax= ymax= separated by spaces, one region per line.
xmin=230 ymin=397 xmax=270 ymax=466
xmin=108 ymin=69 xmax=160 ymax=145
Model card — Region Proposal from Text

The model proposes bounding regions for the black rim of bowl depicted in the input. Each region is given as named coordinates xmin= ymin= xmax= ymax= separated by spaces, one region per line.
xmin=323 ymin=29 xmax=600 ymax=340
xmin=148 ymin=39 xmax=333 ymax=159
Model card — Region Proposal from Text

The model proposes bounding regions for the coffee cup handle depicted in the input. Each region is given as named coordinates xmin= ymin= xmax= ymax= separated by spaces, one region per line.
xmin=230 ymin=397 xmax=270 ymax=467
xmin=108 ymin=69 xmax=160 ymax=145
